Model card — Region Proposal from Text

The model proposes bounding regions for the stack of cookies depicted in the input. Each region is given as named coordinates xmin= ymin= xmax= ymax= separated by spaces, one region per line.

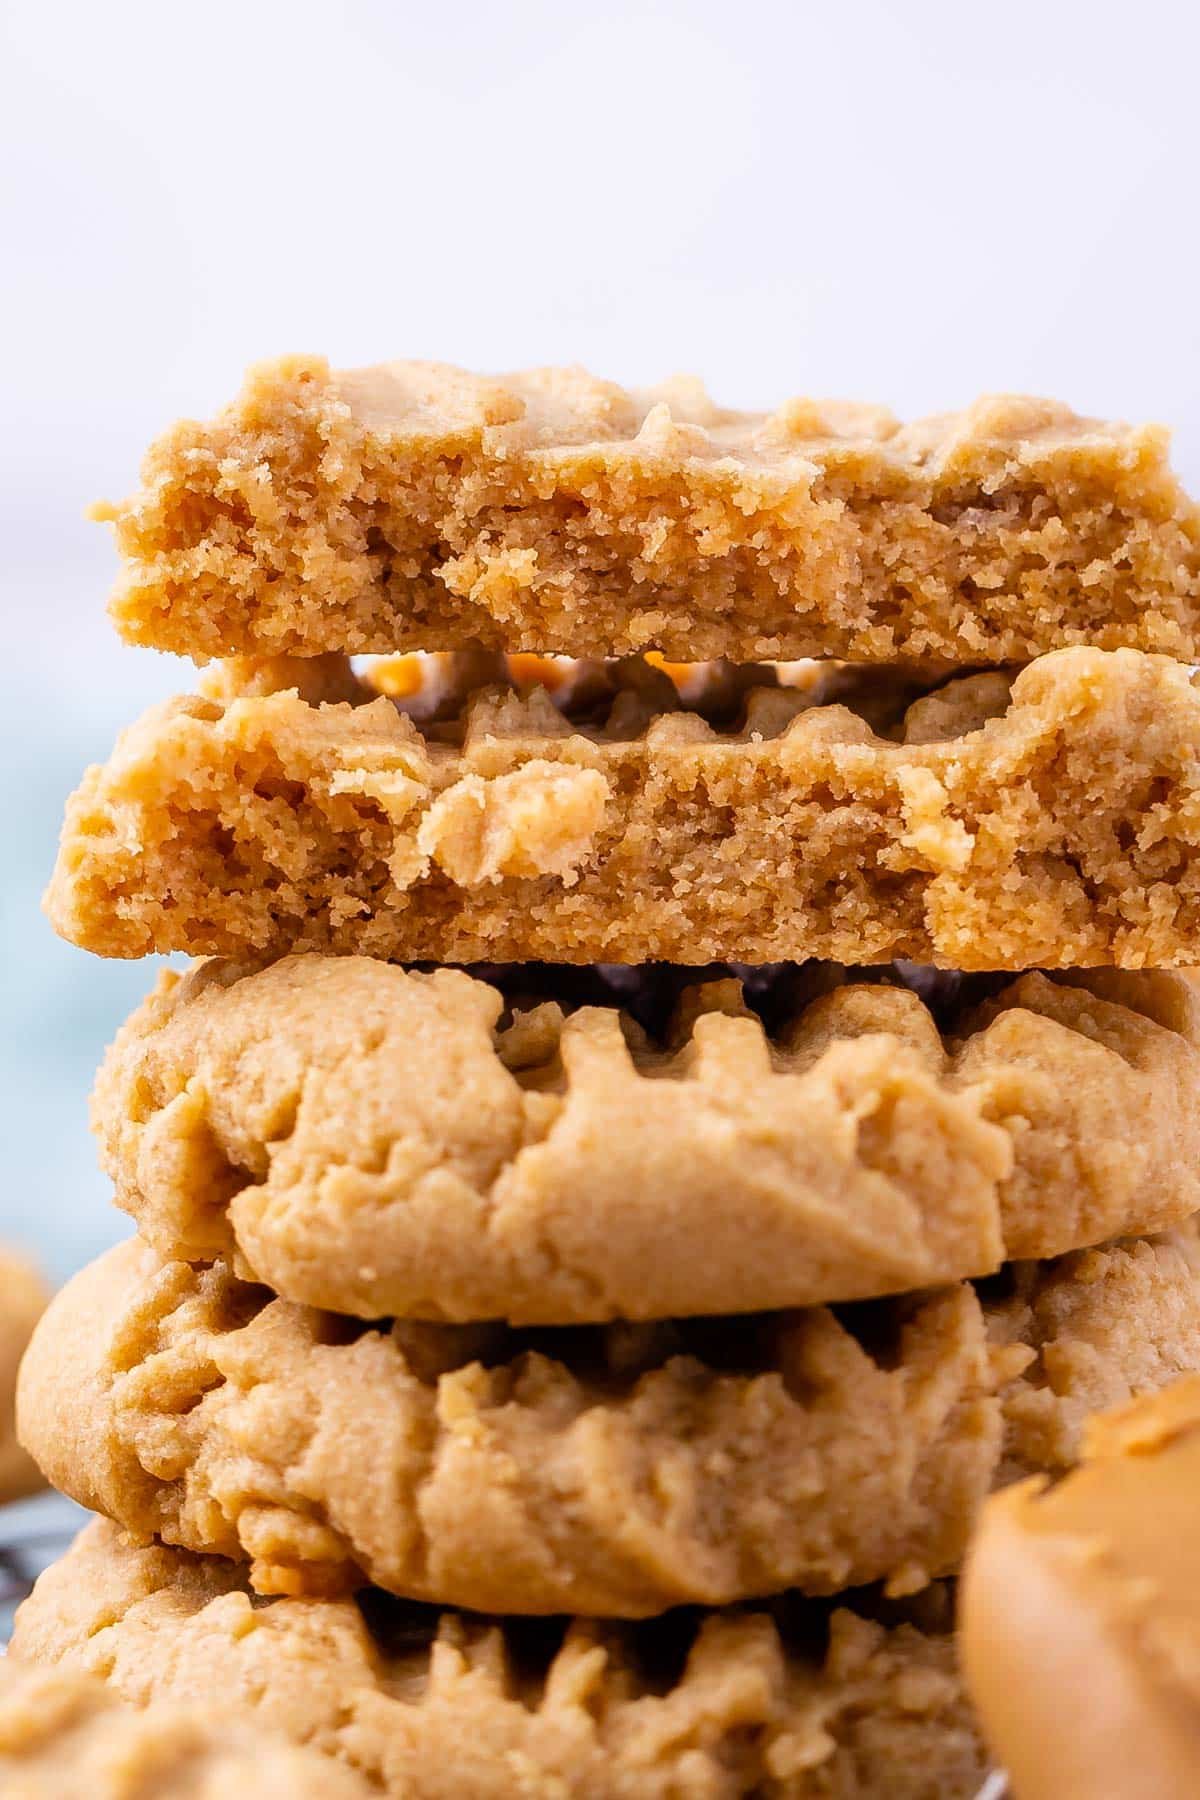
xmin=13 ymin=361 xmax=1200 ymax=1797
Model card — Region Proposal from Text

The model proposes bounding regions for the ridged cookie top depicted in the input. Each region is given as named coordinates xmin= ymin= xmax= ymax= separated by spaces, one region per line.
xmin=92 ymin=956 xmax=1200 ymax=1322
xmin=95 ymin=355 xmax=1200 ymax=663
xmin=11 ymin=1519 xmax=985 ymax=1800
xmin=18 ymin=1227 xmax=1200 ymax=1615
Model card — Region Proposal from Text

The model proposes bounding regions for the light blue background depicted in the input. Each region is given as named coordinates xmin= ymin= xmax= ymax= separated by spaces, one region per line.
xmin=3 ymin=0 xmax=1200 ymax=1287
xmin=0 ymin=603 xmax=181 ymax=1281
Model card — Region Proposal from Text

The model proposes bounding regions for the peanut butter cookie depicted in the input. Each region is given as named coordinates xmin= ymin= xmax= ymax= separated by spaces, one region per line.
xmin=93 ymin=956 xmax=1200 ymax=1322
xmin=0 ymin=1657 xmax=367 ymax=1796
xmin=18 ymin=1229 xmax=1200 ymax=1615
xmin=0 ymin=1246 xmax=49 ymax=1503
xmin=12 ymin=1518 xmax=985 ymax=1799
xmin=95 ymin=357 xmax=1200 ymax=666
xmin=46 ymin=647 xmax=1200 ymax=969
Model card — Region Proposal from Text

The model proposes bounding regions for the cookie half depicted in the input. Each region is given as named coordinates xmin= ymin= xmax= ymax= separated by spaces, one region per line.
xmin=19 ymin=1229 xmax=1200 ymax=1615
xmin=93 ymin=956 xmax=1200 ymax=1322
xmin=12 ymin=1518 xmax=986 ymax=1800
xmin=46 ymin=647 xmax=1200 ymax=968
xmin=0 ymin=1656 xmax=367 ymax=1797
xmin=97 ymin=356 xmax=1200 ymax=666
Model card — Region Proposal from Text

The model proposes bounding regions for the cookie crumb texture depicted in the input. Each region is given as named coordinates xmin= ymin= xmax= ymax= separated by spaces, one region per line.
xmin=93 ymin=956 xmax=1200 ymax=1321
xmin=97 ymin=357 xmax=1200 ymax=665
xmin=18 ymin=1229 xmax=1200 ymax=1615
xmin=0 ymin=1657 xmax=367 ymax=1797
xmin=12 ymin=1521 xmax=986 ymax=1799
xmin=45 ymin=647 xmax=1200 ymax=969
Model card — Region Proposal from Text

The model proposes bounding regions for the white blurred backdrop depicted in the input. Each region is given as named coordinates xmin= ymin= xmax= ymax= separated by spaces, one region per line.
xmin=3 ymin=0 xmax=1200 ymax=1278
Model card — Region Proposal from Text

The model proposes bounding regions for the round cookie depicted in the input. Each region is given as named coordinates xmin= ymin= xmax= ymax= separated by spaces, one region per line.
xmin=12 ymin=1517 xmax=987 ymax=1800
xmin=0 ymin=1246 xmax=50 ymax=1503
xmin=92 ymin=954 xmax=1200 ymax=1322
xmin=0 ymin=1657 xmax=368 ymax=1796
xmin=19 ymin=1228 xmax=1200 ymax=1616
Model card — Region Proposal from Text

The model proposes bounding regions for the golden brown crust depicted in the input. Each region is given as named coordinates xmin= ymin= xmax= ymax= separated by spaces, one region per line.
xmin=0 ymin=1657 xmax=367 ymax=1797
xmin=45 ymin=647 xmax=1200 ymax=970
xmin=18 ymin=1230 xmax=1200 ymax=1616
xmin=91 ymin=956 xmax=1200 ymax=1322
xmin=96 ymin=356 xmax=1200 ymax=665
xmin=12 ymin=1520 xmax=987 ymax=1800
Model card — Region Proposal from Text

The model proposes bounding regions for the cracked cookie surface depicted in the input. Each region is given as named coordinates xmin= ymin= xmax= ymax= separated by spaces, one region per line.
xmin=46 ymin=647 xmax=1200 ymax=969
xmin=0 ymin=1657 xmax=367 ymax=1797
xmin=18 ymin=1228 xmax=1200 ymax=1615
xmin=12 ymin=1519 xmax=986 ymax=1799
xmin=95 ymin=356 xmax=1200 ymax=665
xmin=93 ymin=956 xmax=1200 ymax=1322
